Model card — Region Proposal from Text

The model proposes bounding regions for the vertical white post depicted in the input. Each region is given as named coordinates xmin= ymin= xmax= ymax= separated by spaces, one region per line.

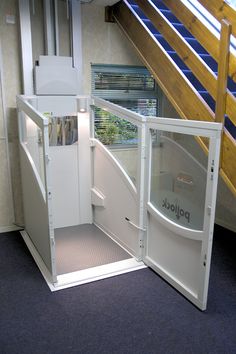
xmin=199 ymin=131 xmax=221 ymax=309
xmin=77 ymin=97 xmax=92 ymax=224
xmin=42 ymin=121 xmax=57 ymax=283
xmin=137 ymin=118 xmax=147 ymax=260
xmin=71 ymin=0 xmax=83 ymax=93
xmin=43 ymin=0 xmax=56 ymax=55
xmin=18 ymin=0 xmax=34 ymax=95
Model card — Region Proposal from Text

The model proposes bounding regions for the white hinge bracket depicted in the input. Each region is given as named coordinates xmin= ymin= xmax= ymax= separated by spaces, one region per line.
xmin=141 ymin=145 xmax=146 ymax=159
xmin=90 ymin=138 xmax=96 ymax=147
xmin=45 ymin=154 xmax=51 ymax=163
xmin=207 ymin=205 xmax=211 ymax=216
xmin=139 ymin=239 xmax=144 ymax=249
xmin=51 ymin=238 xmax=55 ymax=247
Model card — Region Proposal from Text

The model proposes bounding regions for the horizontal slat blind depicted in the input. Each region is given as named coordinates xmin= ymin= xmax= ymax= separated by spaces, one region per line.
xmin=92 ymin=65 xmax=159 ymax=147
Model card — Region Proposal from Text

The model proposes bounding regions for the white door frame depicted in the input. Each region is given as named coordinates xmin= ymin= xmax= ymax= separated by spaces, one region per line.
xmin=143 ymin=117 xmax=222 ymax=310
xmin=17 ymin=95 xmax=57 ymax=283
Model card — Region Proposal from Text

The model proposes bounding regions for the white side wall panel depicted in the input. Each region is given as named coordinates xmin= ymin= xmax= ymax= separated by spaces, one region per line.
xmin=93 ymin=143 xmax=139 ymax=257
xmin=50 ymin=145 xmax=80 ymax=228
xmin=20 ymin=145 xmax=52 ymax=273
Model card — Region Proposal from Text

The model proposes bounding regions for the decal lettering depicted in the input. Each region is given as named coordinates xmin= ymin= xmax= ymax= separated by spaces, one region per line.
xmin=162 ymin=198 xmax=190 ymax=223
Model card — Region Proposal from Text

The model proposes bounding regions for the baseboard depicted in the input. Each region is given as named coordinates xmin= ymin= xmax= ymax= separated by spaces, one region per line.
xmin=0 ymin=225 xmax=23 ymax=233
xmin=215 ymin=219 xmax=236 ymax=233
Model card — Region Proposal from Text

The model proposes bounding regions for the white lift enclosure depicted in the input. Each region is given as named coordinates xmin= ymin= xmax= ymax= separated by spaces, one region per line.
xmin=17 ymin=78 xmax=221 ymax=310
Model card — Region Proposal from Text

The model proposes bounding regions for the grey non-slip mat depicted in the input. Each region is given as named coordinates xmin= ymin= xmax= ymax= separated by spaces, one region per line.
xmin=55 ymin=224 xmax=131 ymax=275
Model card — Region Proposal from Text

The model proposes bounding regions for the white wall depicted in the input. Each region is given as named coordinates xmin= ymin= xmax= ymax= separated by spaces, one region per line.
xmin=81 ymin=3 xmax=143 ymax=94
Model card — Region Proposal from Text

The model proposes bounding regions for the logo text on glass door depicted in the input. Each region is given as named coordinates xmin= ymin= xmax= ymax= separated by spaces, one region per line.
xmin=162 ymin=198 xmax=190 ymax=223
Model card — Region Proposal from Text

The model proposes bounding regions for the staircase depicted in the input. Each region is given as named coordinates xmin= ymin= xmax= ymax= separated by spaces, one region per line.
xmin=107 ymin=0 xmax=236 ymax=196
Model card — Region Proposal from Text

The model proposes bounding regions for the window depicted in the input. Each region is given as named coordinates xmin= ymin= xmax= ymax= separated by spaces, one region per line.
xmin=91 ymin=64 xmax=160 ymax=116
xmin=91 ymin=65 xmax=160 ymax=186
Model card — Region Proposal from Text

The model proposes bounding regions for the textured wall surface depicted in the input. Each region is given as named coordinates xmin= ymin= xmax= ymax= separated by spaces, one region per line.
xmin=81 ymin=3 xmax=143 ymax=94
xmin=0 ymin=0 xmax=24 ymax=228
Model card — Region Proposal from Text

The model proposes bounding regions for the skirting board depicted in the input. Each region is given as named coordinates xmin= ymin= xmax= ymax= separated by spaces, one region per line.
xmin=20 ymin=230 xmax=146 ymax=292
xmin=0 ymin=225 xmax=24 ymax=233
xmin=215 ymin=218 xmax=236 ymax=233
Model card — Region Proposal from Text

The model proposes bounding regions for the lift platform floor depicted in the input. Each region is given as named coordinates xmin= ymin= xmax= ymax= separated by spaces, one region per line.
xmin=55 ymin=224 xmax=131 ymax=275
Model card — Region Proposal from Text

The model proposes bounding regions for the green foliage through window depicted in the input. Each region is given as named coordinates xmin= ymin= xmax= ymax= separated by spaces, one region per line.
xmin=94 ymin=108 xmax=138 ymax=146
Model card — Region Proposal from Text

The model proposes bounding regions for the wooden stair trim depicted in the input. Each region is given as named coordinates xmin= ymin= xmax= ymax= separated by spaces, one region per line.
xmin=162 ymin=0 xmax=236 ymax=83
xmin=215 ymin=19 xmax=231 ymax=123
xmin=136 ymin=0 xmax=236 ymax=126
xmin=198 ymin=0 xmax=236 ymax=38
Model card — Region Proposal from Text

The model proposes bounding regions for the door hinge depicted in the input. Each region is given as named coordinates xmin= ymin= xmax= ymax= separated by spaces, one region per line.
xmin=45 ymin=154 xmax=51 ymax=163
xmin=207 ymin=205 xmax=211 ymax=216
xmin=90 ymin=138 xmax=96 ymax=147
xmin=139 ymin=239 xmax=144 ymax=249
xmin=51 ymin=238 xmax=55 ymax=247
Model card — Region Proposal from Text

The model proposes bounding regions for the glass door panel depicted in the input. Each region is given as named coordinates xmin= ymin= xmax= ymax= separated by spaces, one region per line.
xmin=150 ymin=130 xmax=208 ymax=231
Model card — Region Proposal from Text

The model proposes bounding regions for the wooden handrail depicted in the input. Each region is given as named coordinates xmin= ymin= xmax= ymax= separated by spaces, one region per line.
xmin=198 ymin=0 xmax=236 ymax=38
xmin=215 ymin=20 xmax=231 ymax=123
xmin=162 ymin=0 xmax=236 ymax=82
xmin=136 ymin=0 xmax=236 ymax=126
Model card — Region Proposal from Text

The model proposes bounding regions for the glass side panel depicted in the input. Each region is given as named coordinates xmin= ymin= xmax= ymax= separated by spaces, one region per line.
xmin=23 ymin=114 xmax=45 ymax=188
xmin=150 ymin=130 xmax=208 ymax=231
xmin=48 ymin=116 xmax=78 ymax=146
xmin=111 ymin=99 xmax=158 ymax=116
xmin=94 ymin=107 xmax=139 ymax=186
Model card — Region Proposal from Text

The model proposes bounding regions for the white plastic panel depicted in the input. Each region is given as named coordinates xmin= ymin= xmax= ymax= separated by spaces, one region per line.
xmin=36 ymin=96 xmax=77 ymax=116
xmin=93 ymin=141 xmax=140 ymax=257
xmin=50 ymin=145 xmax=80 ymax=228
xmin=20 ymin=144 xmax=52 ymax=273
xmin=147 ymin=210 xmax=201 ymax=296
xmin=34 ymin=56 xmax=78 ymax=96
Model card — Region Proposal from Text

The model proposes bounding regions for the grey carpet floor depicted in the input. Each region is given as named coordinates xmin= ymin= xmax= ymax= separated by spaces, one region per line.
xmin=55 ymin=224 xmax=131 ymax=274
